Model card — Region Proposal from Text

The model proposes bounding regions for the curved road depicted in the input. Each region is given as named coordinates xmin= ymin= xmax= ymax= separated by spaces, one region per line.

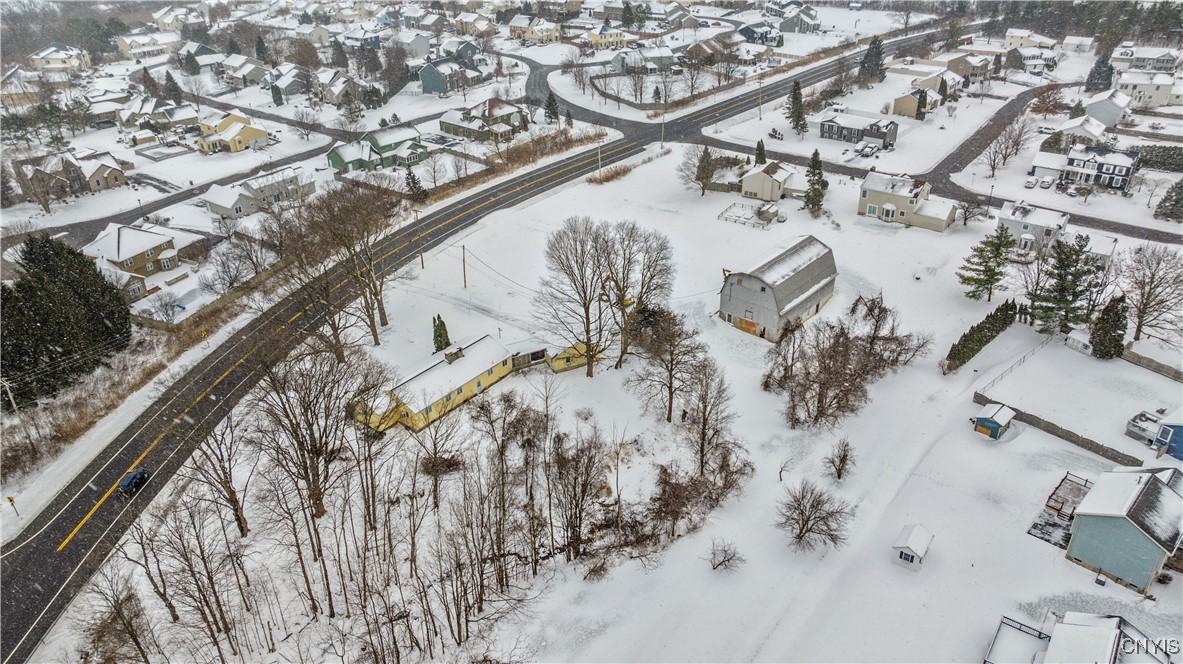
xmin=0 ymin=25 xmax=1176 ymax=664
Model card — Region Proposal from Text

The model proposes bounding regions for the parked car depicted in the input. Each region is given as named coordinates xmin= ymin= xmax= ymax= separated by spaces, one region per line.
xmin=1149 ymin=122 xmax=1165 ymax=130
xmin=712 ymin=21 xmax=722 ymax=26
xmin=860 ymin=144 xmax=879 ymax=157
xmin=1025 ymin=176 xmax=1039 ymax=188
xmin=118 ymin=467 xmax=151 ymax=498
xmin=853 ymin=140 xmax=868 ymax=154
xmin=699 ymin=20 xmax=710 ymax=26
xmin=1039 ymin=176 xmax=1054 ymax=189
xmin=1037 ymin=125 xmax=1057 ymax=134
xmin=1066 ymin=187 xmax=1079 ymax=197
xmin=90 ymin=120 xmax=117 ymax=130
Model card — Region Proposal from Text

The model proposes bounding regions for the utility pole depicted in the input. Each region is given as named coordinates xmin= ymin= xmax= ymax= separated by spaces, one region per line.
xmin=416 ymin=209 xmax=424 ymax=269
xmin=462 ymin=244 xmax=467 ymax=288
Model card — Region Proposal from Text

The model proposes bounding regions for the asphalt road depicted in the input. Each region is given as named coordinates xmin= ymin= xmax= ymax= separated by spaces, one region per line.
xmin=1 ymin=25 xmax=1174 ymax=664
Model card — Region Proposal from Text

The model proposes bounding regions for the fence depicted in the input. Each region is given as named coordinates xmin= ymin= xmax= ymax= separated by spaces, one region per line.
xmin=972 ymin=391 xmax=1143 ymax=467
xmin=1111 ymin=126 xmax=1177 ymax=141
xmin=1122 ymin=344 xmax=1183 ymax=383
xmin=977 ymin=333 xmax=1058 ymax=394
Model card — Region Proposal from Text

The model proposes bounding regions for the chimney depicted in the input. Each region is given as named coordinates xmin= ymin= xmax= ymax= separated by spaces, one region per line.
xmin=444 ymin=347 xmax=464 ymax=364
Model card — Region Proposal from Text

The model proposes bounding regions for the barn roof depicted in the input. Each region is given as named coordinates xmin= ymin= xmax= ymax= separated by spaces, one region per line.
xmin=746 ymin=235 xmax=832 ymax=289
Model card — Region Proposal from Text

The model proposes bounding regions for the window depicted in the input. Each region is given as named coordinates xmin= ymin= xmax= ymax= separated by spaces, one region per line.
xmin=882 ymin=208 xmax=895 ymax=219
xmin=426 ymin=404 xmax=432 ymax=413
xmin=866 ymin=204 xmax=877 ymax=216
xmin=898 ymin=551 xmax=915 ymax=563
xmin=160 ymin=258 xmax=172 ymax=270
xmin=445 ymin=393 xmax=451 ymax=402
xmin=726 ymin=313 xmax=733 ymax=323
xmin=501 ymin=359 xmax=508 ymax=366
xmin=760 ymin=286 xmax=766 ymax=292
xmin=234 ymin=205 xmax=243 ymax=215
xmin=908 ymin=198 xmax=916 ymax=206
xmin=487 ymin=368 xmax=493 ymax=375
xmin=1115 ymin=167 xmax=1126 ymax=175
xmin=456 ymin=387 xmax=463 ymax=395
xmin=899 ymin=211 xmax=906 ymax=218
xmin=122 ymin=258 xmax=134 ymax=267
xmin=1101 ymin=164 xmax=1113 ymax=173
xmin=273 ymin=193 xmax=282 ymax=202
xmin=861 ymin=190 xmax=867 ymax=199
xmin=113 ymin=175 xmax=119 ymax=183
xmin=95 ymin=179 xmax=101 ymax=187
xmin=1022 ymin=224 xmax=1029 ymax=231
xmin=128 ymin=283 xmax=143 ymax=295
xmin=145 ymin=248 xmax=154 ymax=258
xmin=401 ymin=410 xmax=408 ymax=419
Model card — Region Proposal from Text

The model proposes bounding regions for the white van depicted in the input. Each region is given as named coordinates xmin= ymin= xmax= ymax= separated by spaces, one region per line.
xmin=1039 ymin=176 xmax=1055 ymax=189
xmin=1025 ymin=176 xmax=1039 ymax=188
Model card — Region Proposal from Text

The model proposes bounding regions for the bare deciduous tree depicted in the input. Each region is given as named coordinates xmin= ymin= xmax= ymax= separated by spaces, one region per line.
xmin=976 ymin=135 xmax=1008 ymax=178
xmin=423 ymin=151 xmax=447 ymax=188
xmin=706 ymin=538 xmax=746 ymax=571
xmin=536 ymin=216 xmax=610 ymax=377
xmin=552 ymin=417 xmax=606 ymax=560
xmin=999 ymin=115 xmax=1037 ymax=164
xmin=775 ymin=479 xmax=855 ymax=551
xmin=77 ymin=564 xmax=158 ymax=664
xmin=824 ymin=437 xmax=856 ymax=481
xmin=599 ymin=220 xmax=674 ymax=368
xmin=149 ymin=289 xmax=183 ymax=324
xmin=184 ymin=416 xmax=258 ymax=538
xmin=291 ymin=107 xmax=319 ymax=140
xmin=683 ymin=354 xmax=736 ymax=479
xmin=627 ymin=308 xmax=705 ymax=422
xmin=1120 ymin=244 xmax=1183 ymax=341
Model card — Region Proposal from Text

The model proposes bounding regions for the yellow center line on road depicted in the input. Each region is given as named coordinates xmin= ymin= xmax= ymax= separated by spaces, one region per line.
xmin=55 ymin=139 xmax=639 ymax=552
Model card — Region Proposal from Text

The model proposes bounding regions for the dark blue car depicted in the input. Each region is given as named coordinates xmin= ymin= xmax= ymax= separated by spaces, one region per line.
xmin=118 ymin=467 xmax=151 ymax=498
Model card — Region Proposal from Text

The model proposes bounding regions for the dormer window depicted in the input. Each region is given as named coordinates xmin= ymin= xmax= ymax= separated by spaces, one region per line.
xmin=145 ymin=248 xmax=154 ymax=258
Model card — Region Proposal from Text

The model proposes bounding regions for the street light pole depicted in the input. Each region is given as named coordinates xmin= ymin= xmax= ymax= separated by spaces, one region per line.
xmin=987 ymin=184 xmax=995 ymax=210
xmin=137 ymin=198 xmax=145 ymax=220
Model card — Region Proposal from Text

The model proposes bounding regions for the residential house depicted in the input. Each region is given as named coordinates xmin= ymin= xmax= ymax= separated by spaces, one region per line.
xmin=294 ymin=24 xmax=333 ymax=45
xmin=1056 ymin=115 xmax=1107 ymax=142
xmin=1061 ymin=35 xmax=1095 ymax=54
xmin=592 ymin=0 xmax=626 ymax=22
xmin=197 ymin=108 xmax=250 ymax=135
xmin=117 ymin=31 xmax=184 ymax=58
xmin=418 ymin=13 xmax=450 ymax=34
xmin=858 ymin=172 xmax=957 ymax=232
xmin=418 ymin=58 xmax=482 ymax=94
xmin=740 ymin=161 xmax=805 ymax=201
xmin=763 ymin=0 xmax=803 ymax=17
xmin=921 ymin=52 xmax=988 ymax=87
xmin=198 ymin=0 xmax=234 ymax=20
xmin=1014 ymin=46 xmax=1057 ymax=75
xmin=268 ymin=62 xmax=313 ymax=96
xmin=816 ymin=112 xmax=898 ymax=147
xmin=611 ymin=46 xmax=675 ymax=73
xmin=13 ymin=150 xmax=134 ymax=200
xmin=118 ymin=96 xmax=199 ymax=129
xmin=1066 ymin=467 xmax=1183 ymax=593
xmin=995 ymin=200 xmax=1067 ymax=257
xmin=891 ymin=87 xmax=941 ymax=118
xmin=398 ymin=5 xmax=428 ymax=29
xmin=914 ymin=70 xmax=963 ymax=97
xmin=892 ymin=524 xmax=933 ymax=569
xmin=27 ymin=43 xmax=91 ymax=74
xmin=196 ymin=115 xmax=269 ymax=153
xmin=662 ymin=2 xmax=698 ymax=29
xmin=1062 ymin=226 xmax=1119 ymax=269
xmin=1115 ymin=70 xmax=1183 ymax=109
xmin=1060 ymin=144 xmax=1139 ymax=190
xmin=152 ymin=6 xmax=207 ymax=32
xmin=537 ymin=0 xmax=581 ymax=20
xmin=221 ymin=53 xmax=267 ymax=86
xmin=394 ymin=32 xmax=431 ymax=58
xmin=686 ymin=31 xmax=746 ymax=63
xmin=1003 ymin=28 xmax=1056 ymax=50
xmin=202 ymin=165 xmax=316 ymax=218
xmin=82 ymin=223 xmax=209 ymax=301
xmin=327 ymin=126 xmax=428 ymax=171
xmin=439 ymin=97 xmax=527 ymax=142
xmin=178 ymin=40 xmax=218 ymax=60
xmin=738 ymin=21 xmax=777 ymax=45
xmin=0 ymin=66 xmax=68 ymax=109
xmin=582 ymin=24 xmax=630 ymax=50
xmin=454 ymin=12 xmax=497 ymax=37
xmin=719 ymin=235 xmax=837 ymax=339
xmin=1109 ymin=42 xmax=1181 ymax=72
xmin=983 ymin=612 xmax=1173 ymax=664
xmin=508 ymin=14 xmax=535 ymax=39
xmin=525 ymin=18 xmax=562 ymax=43
xmin=777 ymin=4 xmax=819 ymax=33
xmin=339 ymin=26 xmax=384 ymax=50
xmin=439 ymin=37 xmax=482 ymax=63
xmin=314 ymin=67 xmax=362 ymax=105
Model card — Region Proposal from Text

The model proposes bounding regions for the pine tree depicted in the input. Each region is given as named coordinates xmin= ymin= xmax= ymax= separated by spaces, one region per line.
xmin=621 ymin=3 xmax=635 ymax=28
xmin=992 ymin=53 xmax=1002 ymax=75
xmin=227 ymin=38 xmax=241 ymax=56
xmin=1 ymin=236 xmax=131 ymax=406
xmin=776 ymin=33 xmax=784 ymax=47
xmin=915 ymin=89 xmax=927 ymax=120
xmin=565 ymin=108 xmax=574 ymax=128
xmin=183 ymin=52 xmax=200 ymax=75
xmin=653 ymin=86 xmax=661 ymax=104
xmin=1154 ymin=179 xmax=1183 ymax=222
xmin=957 ymin=225 xmax=1016 ymax=301
xmin=858 ymin=36 xmax=886 ymax=81
xmin=694 ymin=146 xmax=714 ymax=197
xmin=255 ymin=35 xmax=269 ymax=62
xmin=789 ymin=79 xmax=807 ymax=138
xmin=544 ymin=91 xmax=560 ymax=124
xmin=437 ymin=315 xmax=450 ymax=350
xmin=0 ymin=167 xmax=15 ymax=208
xmin=405 ymin=166 xmax=427 ymax=201
xmin=271 ymin=83 xmax=284 ymax=106
xmin=801 ymin=149 xmax=827 ymax=216
xmin=755 ymin=139 xmax=766 ymax=164
xmin=432 ymin=314 xmax=453 ymax=351
xmin=937 ymin=76 xmax=948 ymax=103
xmin=331 ymin=40 xmax=348 ymax=69
xmin=1084 ymin=56 xmax=1114 ymax=92
xmin=163 ymin=71 xmax=183 ymax=104
xmin=1030 ymin=235 xmax=1097 ymax=330
xmin=1089 ymin=295 xmax=1127 ymax=359
xmin=140 ymin=67 xmax=159 ymax=97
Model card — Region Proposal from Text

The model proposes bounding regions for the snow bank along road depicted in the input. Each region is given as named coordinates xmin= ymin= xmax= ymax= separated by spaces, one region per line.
xmin=0 ymin=25 xmax=1163 ymax=664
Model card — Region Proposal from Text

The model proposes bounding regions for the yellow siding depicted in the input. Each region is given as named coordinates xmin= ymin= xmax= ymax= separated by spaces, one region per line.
xmin=548 ymin=343 xmax=601 ymax=373
xmin=367 ymin=355 xmax=516 ymax=432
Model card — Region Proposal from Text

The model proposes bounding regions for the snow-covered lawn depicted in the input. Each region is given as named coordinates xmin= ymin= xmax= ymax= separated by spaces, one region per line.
xmin=712 ymin=92 xmax=1011 ymax=172
xmin=3 ymin=123 xmax=332 ymax=231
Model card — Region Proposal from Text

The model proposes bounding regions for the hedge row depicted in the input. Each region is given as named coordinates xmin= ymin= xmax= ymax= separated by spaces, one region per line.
xmin=944 ymin=300 xmax=1020 ymax=372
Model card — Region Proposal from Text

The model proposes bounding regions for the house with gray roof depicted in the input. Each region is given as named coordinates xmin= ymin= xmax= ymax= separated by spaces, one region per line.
xmin=719 ymin=235 xmax=837 ymax=340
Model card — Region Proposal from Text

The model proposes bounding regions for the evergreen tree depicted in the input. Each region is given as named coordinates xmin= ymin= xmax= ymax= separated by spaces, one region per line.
xmin=405 ymin=166 xmax=427 ymax=202
xmin=298 ymin=10 xmax=313 ymax=24
xmin=0 ymin=167 xmax=15 ymax=208
xmin=331 ymin=40 xmax=349 ymax=69
xmin=565 ymin=108 xmax=574 ymax=128
xmin=943 ymin=19 xmax=963 ymax=51
xmin=992 ymin=52 xmax=1002 ymax=75
xmin=227 ymin=38 xmax=241 ymax=56
xmin=1089 ymin=295 xmax=1127 ymax=359
xmin=183 ymin=52 xmax=200 ymax=75
xmin=1154 ymin=179 xmax=1183 ymax=222
xmin=0 ymin=236 xmax=131 ymax=407
xmin=621 ymin=3 xmax=635 ymax=28
xmin=653 ymin=85 xmax=661 ymax=104
xmin=858 ymin=36 xmax=886 ymax=81
xmin=1030 ymin=235 xmax=1097 ymax=330
xmin=915 ymin=89 xmax=927 ymax=120
xmin=694 ymin=146 xmax=714 ymax=197
xmin=255 ymin=35 xmax=269 ymax=63
xmin=339 ymin=90 xmax=362 ymax=120
xmin=788 ymin=79 xmax=808 ymax=138
xmin=755 ymin=139 xmax=766 ymax=164
xmin=957 ymin=225 xmax=1016 ymax=301
xmin=1068 ymin=100 xmax=1085 ymax=118
xmin=801 ymin=149 xmax=827 ymax=216
xmin=434 ymin=315 xmax=451 ymax=351
xmin=776 ymin=33 xmax=784 ymax=47
xmin=544 ymin=91 xmax=560 ymax=124
xmin=163 ymin=71 xmax=184 ymax=104
xmin=1084 ymin=56 xmax=1114 ymax=92
xmin=271 ymin=83 xmax=284 ymax=106
xmin=140 ymin=67 xmax=159 ymax=97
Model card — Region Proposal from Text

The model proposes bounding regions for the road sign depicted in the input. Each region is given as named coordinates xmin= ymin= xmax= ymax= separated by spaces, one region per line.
xmin=200 ymin=330 xmax=208 ymax=338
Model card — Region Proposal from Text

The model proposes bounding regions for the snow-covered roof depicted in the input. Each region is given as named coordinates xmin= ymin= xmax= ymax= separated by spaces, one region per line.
xmin=29 ymin=43 xmax=87 ymax=61
xmin=395 ymin=335 xmax=510 ymax=412
xmin=333 ymin=141 xmax=380 ymax=163
xmin=1077 ymin=468 xmax=1183 ymax=553
xmin=914 ymin=196 xmax=956 ymax=222
xmin=508 ymin=14 xmax=533 ymax=28
xmin=892 ymin=524 xmax=933 ymax=557
xmin=743 ymin=160 xmax=798 ymax=186
xmin=861 ymin=171 xmax=926 ymax=197
xmin=1057 ymin=115 xmax=1107 ymax=140
xmin=999 ymin=200 xmax=1068 ymax=228
xmin=976 ymin=403 xmax=1016 ymax=426
xmin=1042 ymin=616 xmax=1120 ymax=663
xmin=1066 ymin=144 xmax=1137 ymax=168
xmin=83 ymin=223 xmax=202 ymax=263
xmin=1087 ymin=88 xmax=1132 ymax=110
xmin=1116 ymin=69 xmax=1180 ymax=87
xmin=746 ymin=235 xmax=832 ymax=289
xmin=816 ymin=111 xmax=888 ymax=130
xmin=1062 ymin=35 xmax=1094 ymax=47
xmin=202 ymin=183 xmax=250 ymax=208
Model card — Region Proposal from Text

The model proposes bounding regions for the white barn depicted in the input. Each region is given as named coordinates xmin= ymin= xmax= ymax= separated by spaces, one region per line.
xmin=719 ymin=235 xmax=837 ymax=340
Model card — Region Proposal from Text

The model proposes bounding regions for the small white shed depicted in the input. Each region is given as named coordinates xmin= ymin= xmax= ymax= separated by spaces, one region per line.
xmin=893 ymin=524 xmax=933 ymax=569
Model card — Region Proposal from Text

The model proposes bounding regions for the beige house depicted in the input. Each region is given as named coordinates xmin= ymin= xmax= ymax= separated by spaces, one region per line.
xmin=582 ymin=24 xmax=629 ymax=50
xmin=27 ymin=44 xmax=92 ymax=74
xmin=858 ymin=172 xmax=957 ymax=232
xmin=741 ymin=161 xmax=806 ymax=202
xmin=117 ymin=31 xmax=185 ymax=58
xmin=82 ymin=223 xmax=209 ymax=301
xmin=1003 ymin=28 xmax=1056 ymax=50
xmin=525 ymin=18 xmax=561 ymax=43
xmin=892 ymin=87 xmax=941 ymax=118
xmin=294 ymin=24 xmax=333 ymax=45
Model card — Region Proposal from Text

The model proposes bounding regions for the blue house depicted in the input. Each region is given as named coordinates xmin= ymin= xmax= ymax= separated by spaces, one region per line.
xmin=419 ymin=58 xmax=482 ymax=94
xmin=972 ymin=403 xmax=1015 ymax=440
xmin=1153 ymin=406 xmax=1183 ymax=461
xmin=1066 ymin=467 xmax=1183 ymax=593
